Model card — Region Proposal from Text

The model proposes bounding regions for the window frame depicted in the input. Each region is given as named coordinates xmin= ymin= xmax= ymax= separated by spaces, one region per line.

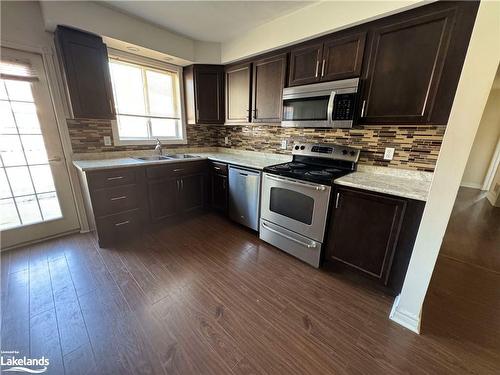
xmin=107 ymin=50 xmax=187 ymax=146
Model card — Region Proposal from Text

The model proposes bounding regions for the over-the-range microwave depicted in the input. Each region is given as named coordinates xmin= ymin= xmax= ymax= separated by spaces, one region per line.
xmin=282 ymin=78 xmax=359 ymax=129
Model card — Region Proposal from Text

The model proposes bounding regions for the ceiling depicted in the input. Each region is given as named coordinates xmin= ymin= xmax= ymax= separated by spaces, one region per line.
xmin=102 ymin=1 xmax=316 ymax=43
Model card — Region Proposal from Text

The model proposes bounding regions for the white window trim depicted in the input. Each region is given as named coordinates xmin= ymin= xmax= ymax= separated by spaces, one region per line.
xmin=107 ymin=49 xmax=187 ymax=146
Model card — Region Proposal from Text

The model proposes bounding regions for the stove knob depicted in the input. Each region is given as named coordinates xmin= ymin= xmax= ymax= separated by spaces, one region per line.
xmin=295 ymin=145 xmax=299 ymax=150
xmin=342 ymin=150 xmax=348 ymax=155
xmin=350 ymin=151 xmax=356 ymax=156
xmin=300 ymin=145 xmax=305 ymax=150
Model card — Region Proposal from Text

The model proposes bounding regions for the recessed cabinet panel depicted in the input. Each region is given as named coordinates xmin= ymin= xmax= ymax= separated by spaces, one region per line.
xmin=225 ymin=63 xmax=252 ymax=123
xmin=322 ymin=33 xmax=366 ymax=81
xmin=288 ymin=43 xmax=323 ymax=86
xmin=326 ymin=188 xmax=405 ymax=284
xmin=55 ymin=26 xmax=115 ymax=119
xmin=252 ymin=54 xmax=286 ymax=123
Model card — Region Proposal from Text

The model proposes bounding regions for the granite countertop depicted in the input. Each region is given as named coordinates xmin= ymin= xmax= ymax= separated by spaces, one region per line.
xmin=334 ymin=165 xmax=433 ymax=201
xmin=73 ymin=149 xmax=291 ymax=172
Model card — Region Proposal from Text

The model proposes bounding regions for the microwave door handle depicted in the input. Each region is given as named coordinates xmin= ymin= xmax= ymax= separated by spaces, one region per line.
xmin=327 ymin=91 xmax=336 ymax=125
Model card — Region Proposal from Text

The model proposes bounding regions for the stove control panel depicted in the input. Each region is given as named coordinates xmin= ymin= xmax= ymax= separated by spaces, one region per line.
xmin=292 ymin=142 xmax=360 ymax=162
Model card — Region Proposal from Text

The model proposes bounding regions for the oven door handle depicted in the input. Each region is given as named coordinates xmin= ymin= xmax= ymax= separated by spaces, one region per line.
xmin=327 ymin=91 xmax=336 ymax=125
xmin=262 ymin=222 xmax=317 ymax=248
xmin=266 ymin=174 xmax=327 ymax=191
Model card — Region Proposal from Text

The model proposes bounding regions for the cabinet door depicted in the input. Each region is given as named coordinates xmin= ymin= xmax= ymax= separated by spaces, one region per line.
xmin=180 ymin=174 xmax=205 ymax=213
xmin=288 ymin=43 xmax=323 ymax=86
xmin=147 ymin=178 xmax=179 ymax=222
xmin=210 ymin=173 xmax=228 ymax=212
xmin=321 ymin=32 xmax=366 ymax=82
xmin=359 ymin=8 xmax=456 ymax=124
xmin=55 ymin=26 xmax=115 ymax=119
xmin=225 ymin=63 xmax=252 ymax=123
xmin=252 ymin=54 xmax=286 ymax=123
xmin=326 ymin=188 xmax=406 ymax=284
xmin=194 ymin=65 xmax=225 ymax=124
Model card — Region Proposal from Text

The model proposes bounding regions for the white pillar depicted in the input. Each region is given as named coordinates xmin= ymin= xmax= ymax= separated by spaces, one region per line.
xmin=390 ymin=1 xmax=500 ymax=333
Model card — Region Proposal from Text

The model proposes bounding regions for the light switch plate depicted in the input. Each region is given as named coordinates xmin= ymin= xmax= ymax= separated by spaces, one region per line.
xmin=224 ymin=136 xmax=229 ymax=145
xmin=384 ymin=147 xmax=395 ymax=160
xmin=103 ymin=136 xmax=112 ymax=146
xmin=281 ymin=139 xmax=287 ymax=150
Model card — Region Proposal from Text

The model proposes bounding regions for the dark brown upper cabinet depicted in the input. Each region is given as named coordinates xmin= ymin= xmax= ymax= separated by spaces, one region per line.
xmin=184 ymin=64 xmax=224 ymax=125
xmin=55 ymin=26 xmax=115 ymax=120
xmin=288 ymin=32 xmax=366 ymax=87
xmin=225 ymin=63 xmax=252 ymax=124
xmin=288 ymin=43 xmax=323 ymax=86
xmin=252 ymin=53 xmax=287 ymax=123
xmin=359 ymin=1 xmax=479 ymax=125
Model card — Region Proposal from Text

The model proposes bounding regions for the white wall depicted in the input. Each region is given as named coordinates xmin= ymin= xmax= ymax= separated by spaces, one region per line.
xmin=487 ymin=164 xmax=500 ymax=207
xmin=390 ymin=0 xmax=500 ymax=333
xmin=461 ymin=86 xmax=500 ymax=189
xmin=1 ymin=0 xmax=52 ymax=48
xmin=39 ymin=1 xmax=220 ymax=64
xmin=221 ymin=0 xmax=425 ymax=63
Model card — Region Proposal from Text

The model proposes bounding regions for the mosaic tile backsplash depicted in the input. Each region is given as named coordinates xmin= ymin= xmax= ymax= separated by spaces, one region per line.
xmin=67 ymin=119 xmax=445 ymax=172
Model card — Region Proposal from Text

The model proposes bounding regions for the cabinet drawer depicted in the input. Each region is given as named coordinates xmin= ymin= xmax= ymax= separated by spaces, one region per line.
xmin=87 ymin=168 xmax=137 ymax=190
xmin=95 ymin=209 xmax=142 ymax=247
xmin=91 ymin=184 xmax=139 ymax=217
xmin=146 ymin=161 xmax=207 ymax=179
xmin=209 ymin=161 xmax=228 ymax=176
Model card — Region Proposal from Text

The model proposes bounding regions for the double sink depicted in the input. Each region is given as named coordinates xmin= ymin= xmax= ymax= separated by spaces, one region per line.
xmin=135 ymin=154 xmax=199 ymax=161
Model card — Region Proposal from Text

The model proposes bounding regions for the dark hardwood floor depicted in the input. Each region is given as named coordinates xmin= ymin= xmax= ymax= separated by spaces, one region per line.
xmin=1 ymin=210 xmax=499 ymax=374
xmin=422 ymin=187 xmax=500 ymax=374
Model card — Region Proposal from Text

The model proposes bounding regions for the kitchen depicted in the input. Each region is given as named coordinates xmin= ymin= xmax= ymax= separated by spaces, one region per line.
xmin=1 ymin=1 xmax=499 ymax=374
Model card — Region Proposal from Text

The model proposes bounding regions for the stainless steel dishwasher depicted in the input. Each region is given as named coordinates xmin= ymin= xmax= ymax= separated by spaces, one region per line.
xmin=228 ymin=166 xmax=261 ymax=231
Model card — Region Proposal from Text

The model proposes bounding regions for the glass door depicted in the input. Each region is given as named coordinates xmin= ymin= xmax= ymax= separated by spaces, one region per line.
xmin=0 ymin=48 xmax=79 ymax=249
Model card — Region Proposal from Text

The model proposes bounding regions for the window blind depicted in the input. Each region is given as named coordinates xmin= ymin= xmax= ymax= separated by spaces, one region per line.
xmin=0 ymin=58 xmax=38 ymax=82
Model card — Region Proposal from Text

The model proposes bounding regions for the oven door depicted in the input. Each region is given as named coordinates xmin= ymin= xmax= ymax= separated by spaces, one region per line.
xmin=261 ymin=173 xmax=331 ymax=242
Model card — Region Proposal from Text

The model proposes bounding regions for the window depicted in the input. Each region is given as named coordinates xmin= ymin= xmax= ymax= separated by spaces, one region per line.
xmin=108 ymin=56 xmax=185 ymax=144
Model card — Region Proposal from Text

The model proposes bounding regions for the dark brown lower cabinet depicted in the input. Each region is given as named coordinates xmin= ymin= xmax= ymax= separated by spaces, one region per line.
xmin=147 ymin=178 xmax=179 ymax=221
xmin=325 ymin=186 xmax=424 ymax=293
xmin=210 ymin=173 xmax=228 ymax=212
xmin=209 ymin=161 xmax=228 ymax=213
xmin=146 ymin=162 xmax=207 ymax=222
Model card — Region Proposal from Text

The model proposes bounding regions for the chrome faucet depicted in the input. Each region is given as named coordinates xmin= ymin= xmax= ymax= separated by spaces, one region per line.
xmin=154 ymin=138 xmax=163 ymax=156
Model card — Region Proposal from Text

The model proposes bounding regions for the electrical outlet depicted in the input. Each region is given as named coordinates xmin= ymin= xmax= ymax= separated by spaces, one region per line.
xmin=224 ymin=136 xmax=229 ymax=145
xmin=384 ymin=147 xmax=395 ymax=160
xmin=103 ymin=136 xmax=112 ymax=146
xmin=281 ymin=139 xmax=288 ymax=150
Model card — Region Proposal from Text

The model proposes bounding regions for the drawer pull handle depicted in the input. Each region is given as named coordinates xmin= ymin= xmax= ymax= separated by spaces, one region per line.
xmin=110 ymin=196 xmax=127 ymax=201
xmin=213 ymin=167 xmax=221 ymax=170
xmin=107 ymin=176 xmax=124 ymax=181
xmin=114 ymin=220 xmax=130 ymax=227
xmin=174 ymin=168 xmax=184 ymax=172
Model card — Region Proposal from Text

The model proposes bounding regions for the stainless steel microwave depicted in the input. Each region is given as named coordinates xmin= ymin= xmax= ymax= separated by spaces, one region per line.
xmin=282 ymin=78 xmax=359 ymax=128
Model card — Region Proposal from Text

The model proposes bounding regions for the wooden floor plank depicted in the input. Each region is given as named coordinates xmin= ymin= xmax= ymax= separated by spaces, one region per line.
xmin=1 ymin=208 xmax=498 ymax=374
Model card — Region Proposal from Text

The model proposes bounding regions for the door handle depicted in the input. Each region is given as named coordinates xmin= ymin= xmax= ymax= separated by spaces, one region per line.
xmin=107 ymin=176 xmax=124 ymax=181
xmin=335 ymin=192 xmax=340 ymax=208
xmin=239 ymin=172 xmax=248 ymax=177
xmin=321 ymin=59 xmax=325 ymax=77
xmin=174 ymin=168 xmax=184 ymax=172
xmin=360 ymin=100 xmax=366 ymax=118
xmin=114 ymin=220 xmax=130 ymax=227
xmin=327 ymin=91 xmax=336 ymax=125
xmin=262 ymin=222 xmax=316 ymax=248
xmin=266 ymin=174 xmax=327 ymax=191
xmin=315 ymin=60 xmax=320 ymax=78
xmin=110 ymin=196 xmax=127 ymax=201
xmin=181 ymin=179 xmax=184 ymax=190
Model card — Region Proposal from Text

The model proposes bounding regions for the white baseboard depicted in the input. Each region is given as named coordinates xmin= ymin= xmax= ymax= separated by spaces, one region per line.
xmin=460 ymin=181 xmax=483 ymax=190
xmin=389 ymin=294 xmax=421 ymax=334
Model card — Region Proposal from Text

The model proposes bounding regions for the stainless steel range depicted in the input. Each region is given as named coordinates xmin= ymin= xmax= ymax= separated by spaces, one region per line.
xmin=260 ymin=142 xmax=359 ymax=268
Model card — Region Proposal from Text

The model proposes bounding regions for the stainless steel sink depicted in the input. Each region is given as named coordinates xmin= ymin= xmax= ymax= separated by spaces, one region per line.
xmin=135 ymin=155 xmax=172 ymax=161
xmin=164 ymin=154 xmax=199 ymax=159
xmin=135 ymin=154 xmax=199 ymax=161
